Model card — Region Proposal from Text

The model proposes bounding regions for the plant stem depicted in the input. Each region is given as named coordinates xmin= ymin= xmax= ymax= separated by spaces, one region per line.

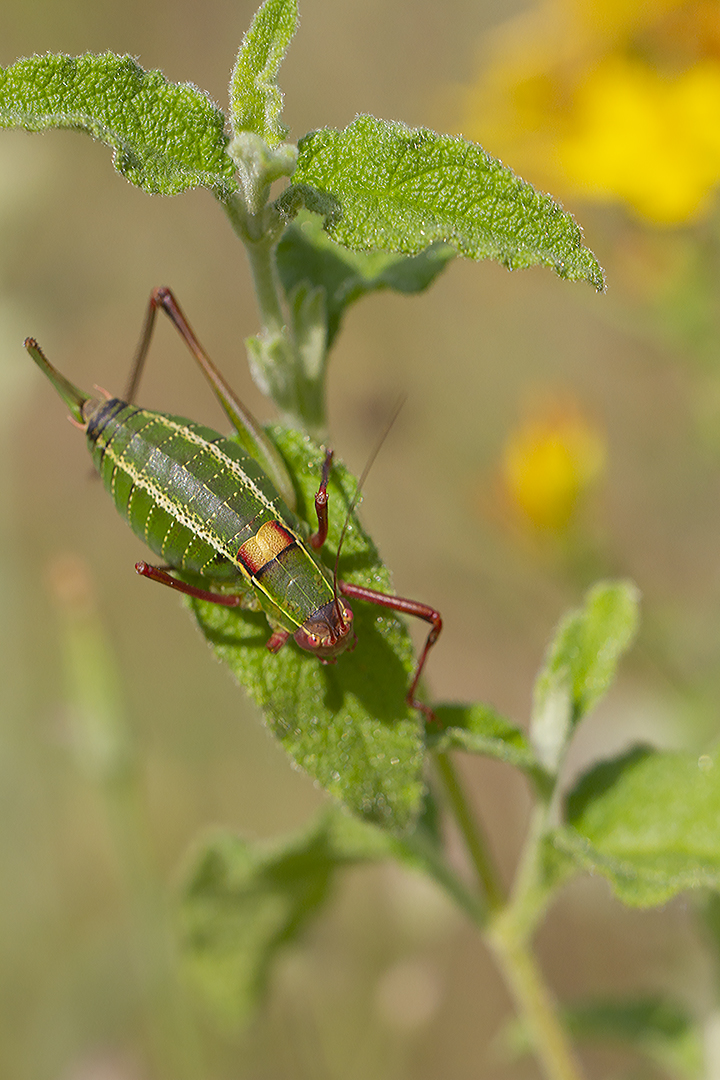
xmin=433 ymin=750 xmax=504 ymax=913
xmin=488 ymin=915 xmax=585 ymax=1080
xmin=222 ymin=194 xmax=286 ymax=335
xmin=244 ymin=235 xmax=287 ymax=337
xmin=402 ymin=829 xmax=487 ymax=927
xmin=222 ymin=193 xmax=330 ymax=433
xmin=433 ymin=750 xmax=584 ymax=1080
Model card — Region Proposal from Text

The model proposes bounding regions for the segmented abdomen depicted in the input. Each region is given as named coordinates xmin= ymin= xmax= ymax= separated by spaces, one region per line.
xmin=85 ymin=399 xmax=334 ymax=631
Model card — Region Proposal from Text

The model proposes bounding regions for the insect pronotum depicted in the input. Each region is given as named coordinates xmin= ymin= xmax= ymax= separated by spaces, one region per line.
xmin=25 ymin=287 xmax=442 ymax=721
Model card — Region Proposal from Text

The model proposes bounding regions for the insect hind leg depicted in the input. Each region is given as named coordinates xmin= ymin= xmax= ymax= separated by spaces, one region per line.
xmin=124 ymin=286 xmax=296 ymax=508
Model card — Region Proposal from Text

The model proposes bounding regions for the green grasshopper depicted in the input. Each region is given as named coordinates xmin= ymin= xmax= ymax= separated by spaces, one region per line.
xmin=25 ymin=287 xmax=442 ymax=719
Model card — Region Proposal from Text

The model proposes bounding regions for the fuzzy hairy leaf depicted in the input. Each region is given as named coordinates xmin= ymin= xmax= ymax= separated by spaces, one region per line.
xmin=229 ymin=0 xmax=298 ymax=146
xmin=557 ymin=745 xmax=720 ymax=907
xmin=276 ymin=211 xmax=455 ymax=347
xmin=188 ymin=427 xmax=425 ymax=833
xmin=285 ymin=116 xmax=605 ymax=288
xmin=429 ymin=703 xmax=545 ymax=780
xmin=532 ymin=581 xmax=640 ymax=772
xmin=0 ymin=52 xmax=237 ymax=196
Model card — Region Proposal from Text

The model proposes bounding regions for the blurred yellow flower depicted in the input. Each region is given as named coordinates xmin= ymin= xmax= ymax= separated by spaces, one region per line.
xmin=454 ymin=0 xmax=720 ymax=224
xmin=560 ymin=57 xmax=720 ymax=222
xmin=502 ymin=401 xmax=605 ymax=531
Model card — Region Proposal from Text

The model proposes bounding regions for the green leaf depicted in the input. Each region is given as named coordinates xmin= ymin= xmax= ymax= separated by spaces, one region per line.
xmin=428 ymin=703 xmax=546 ymax=781
xmin=188 ymin=427 xmax=425 ymax=833
xmin=179 ymin=809 xmax=391 ymax=1023
xmin=229 ymin=0 xmax=298 ymax=147
xmin=0 ymin=53 xmax=237 ymax=196
xmin=531 ymin=581 xmax=640 ymax=772
xmin=276 ymin=211 xmax=455 ymax=347
xmin=503 ymin=997 xmax=703 ymax=1080
xmin=285 ymin=116 xmax=605 ymax=289
xmin=557 ymin=745 xmax=720 ymax=907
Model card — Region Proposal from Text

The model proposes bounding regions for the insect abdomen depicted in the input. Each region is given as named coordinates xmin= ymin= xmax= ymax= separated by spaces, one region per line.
xmin=85 ymin=399 xmax=336 ymax=631
xmin=86 ymin=400 xmax=282 ymax=577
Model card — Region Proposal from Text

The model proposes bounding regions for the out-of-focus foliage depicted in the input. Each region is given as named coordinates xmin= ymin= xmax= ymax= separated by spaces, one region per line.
xmin=504 ymin=996 xmax=704 ymax=1079
xmin=4 ymin=0 xmax=720 ymax=1077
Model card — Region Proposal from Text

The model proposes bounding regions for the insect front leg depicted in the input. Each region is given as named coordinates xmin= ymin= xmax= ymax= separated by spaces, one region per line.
xmin=304 ymin=448 xmax=442 ymax=721
xmin=310 ymin=449 xmax=333 ymax=549
xmin=338 ymin=581 xmax=442 ymax=725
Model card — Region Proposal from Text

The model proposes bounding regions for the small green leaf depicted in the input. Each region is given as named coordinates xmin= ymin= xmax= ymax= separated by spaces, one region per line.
xmin=285 ymin=116 xmax=604 ymax=289
xmin=558 ymin=745 xmax=720 ymax=907
xmin=276 ymin=211 xmax=455 ymax=347
xmin=188 ymin=427 xmax=425 ymax=833
xmin=179 ymin=809 xmax=388 ymax=1023
xmin=429 ymin=703 xmax=546 ymax=781
xmin=503 ymin=997 xmax=703 ymax=1080
xmin=531 ymin=581 xmax=640 ymax=772
xmin=0 ymin=53 xmax=237 ymax=196
xmin=229 ymin=0 xmax=298 ymax=147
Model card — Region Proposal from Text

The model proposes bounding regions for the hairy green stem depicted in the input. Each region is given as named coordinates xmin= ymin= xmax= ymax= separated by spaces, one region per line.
xmin=402 ymin=830 xmax=486 ymax=927
xmin=488 ymin=916 xmax=585 ymax=1080
xmin=434 ymin=750 xmax=505 ymax=914
xmin=486 ymin=789 xmax=585 ymax=1080
xmin=222 ymin=194 xmax=329 ymax=434
xmin=244 ymin=235 xmax=287 ymax=337
xmin=433 ymin=750 xmax=583 ymax=1080
xmin=222 ymin=194 xmax=286 ymax=335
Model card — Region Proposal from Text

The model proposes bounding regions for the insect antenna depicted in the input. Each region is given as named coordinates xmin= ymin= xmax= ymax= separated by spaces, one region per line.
xmin=332 ymin=395 xmax=406 ymax=613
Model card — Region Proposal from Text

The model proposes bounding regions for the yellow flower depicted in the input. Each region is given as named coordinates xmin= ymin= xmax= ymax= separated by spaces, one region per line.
xmin=560 ymin=57 xmax=720 ymax=222
xmin=454 ymin=0 xmax=720 ymax=225
xmin=502 ymin=400 xmax=605 ymax=531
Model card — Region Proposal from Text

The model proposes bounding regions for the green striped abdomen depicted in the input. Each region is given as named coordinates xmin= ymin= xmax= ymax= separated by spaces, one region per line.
xmin=85 ymin=399 xmax=334 ymax=633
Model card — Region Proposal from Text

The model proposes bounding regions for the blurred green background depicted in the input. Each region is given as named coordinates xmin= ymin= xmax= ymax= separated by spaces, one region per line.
xmin=2 ymin=0 xmax=719 ymax=1077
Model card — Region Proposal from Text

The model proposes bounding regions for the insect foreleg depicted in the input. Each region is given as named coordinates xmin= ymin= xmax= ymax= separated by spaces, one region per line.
xmin=303 ymin=445 xmax=441 ymax=721
xmin=310 ymin=449 xmax=334 ymax=549
xmin=266 ymin=627 xmax=291 ymax=653
xmin=338 ymin=581 xmax=442 ymax=724
xmin=125 ymin=286 xmax=296 ymax=508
